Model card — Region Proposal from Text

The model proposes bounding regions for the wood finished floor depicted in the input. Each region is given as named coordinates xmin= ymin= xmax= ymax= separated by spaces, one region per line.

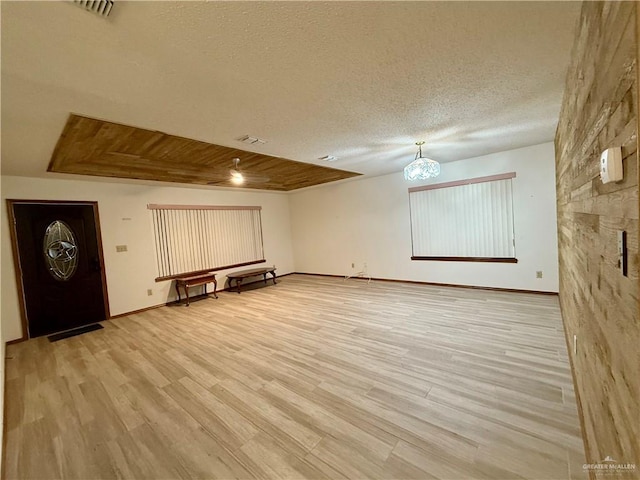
xmin=3 ymin=275 xmax=586 ymax=479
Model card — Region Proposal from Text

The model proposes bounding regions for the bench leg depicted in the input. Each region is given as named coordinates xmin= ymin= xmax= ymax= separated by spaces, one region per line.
xmin=212 ymin=279 xmax=218 ymax=299
xmin=185 ymin=285 xmax=190 ymax=307
xmin=175 ymin=282 xmax=182 ymax=304
xmin=272 ymin=271 xmax=277 ymax=284
xmin=236 ymin=278 xmax=243 ymax=293
xmin=263 ymin=273 xmax=268 ymax=285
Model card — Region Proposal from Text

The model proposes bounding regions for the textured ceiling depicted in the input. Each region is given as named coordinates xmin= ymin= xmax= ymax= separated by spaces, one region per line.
xmin=1 ymin=1 xmax=580 ymax=184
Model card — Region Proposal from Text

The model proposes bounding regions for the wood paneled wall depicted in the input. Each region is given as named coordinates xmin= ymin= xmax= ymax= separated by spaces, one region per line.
xmin=555 ymin=1 xmax=639 ymax=471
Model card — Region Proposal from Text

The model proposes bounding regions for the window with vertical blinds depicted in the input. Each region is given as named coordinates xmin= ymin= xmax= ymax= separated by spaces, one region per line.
xmin=408 ymin=173 xmax=517 ymax=262
xmin=149 ymin=204 xmax=265 ymax=280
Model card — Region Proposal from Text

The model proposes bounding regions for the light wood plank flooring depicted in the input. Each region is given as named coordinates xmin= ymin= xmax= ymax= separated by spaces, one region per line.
xmin=3 ymin=275 xmax=586 ymax=479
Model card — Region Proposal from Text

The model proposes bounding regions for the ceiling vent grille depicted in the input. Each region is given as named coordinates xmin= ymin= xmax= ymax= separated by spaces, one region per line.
xmin=237 ymin=135 xmax=267 ymax=145
xmin=73 ymin=0 xmax=113 ymax=17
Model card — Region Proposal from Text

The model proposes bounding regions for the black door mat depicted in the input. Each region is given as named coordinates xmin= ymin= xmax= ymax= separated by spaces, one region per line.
xmin=48 ymin=323 xmax=103 ymax=342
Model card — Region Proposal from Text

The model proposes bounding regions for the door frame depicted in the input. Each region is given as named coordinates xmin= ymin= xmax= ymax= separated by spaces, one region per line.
xmin=6 ymin=200 xmax=111 ymax=342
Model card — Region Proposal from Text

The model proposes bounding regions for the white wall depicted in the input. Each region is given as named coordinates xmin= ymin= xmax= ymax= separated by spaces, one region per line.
xmin=290 ymin=142 xmax=559 ymax=292
xmin=1 ymin=142 xmax=560 ymax=342
xmin=1 ymin=176 xmax=295 ymax=342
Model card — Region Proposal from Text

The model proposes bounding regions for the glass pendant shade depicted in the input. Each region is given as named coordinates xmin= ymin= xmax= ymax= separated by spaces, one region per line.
xmin=404 ymin=157 xmax=440 ymax=180
xmin=404 ymin=142 xmax=440 ymax=180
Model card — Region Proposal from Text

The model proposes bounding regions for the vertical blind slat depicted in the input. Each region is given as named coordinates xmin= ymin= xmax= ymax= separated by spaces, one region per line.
xmin=150 ymin=206 xmax=265 ymax=277
xmin=410 ymin=178 xmax=515 ymax=258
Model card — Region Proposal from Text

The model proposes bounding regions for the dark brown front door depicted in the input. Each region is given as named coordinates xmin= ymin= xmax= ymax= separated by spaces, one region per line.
xmin=10 ymin=202 xmax=109 ymax=338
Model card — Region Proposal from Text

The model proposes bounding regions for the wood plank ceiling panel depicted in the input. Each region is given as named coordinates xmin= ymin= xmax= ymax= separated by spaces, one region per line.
xmin=48 ymin=114 xmax=361 ymax=191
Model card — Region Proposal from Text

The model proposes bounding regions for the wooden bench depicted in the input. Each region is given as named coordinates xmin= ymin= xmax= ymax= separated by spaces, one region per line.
xmin=227 ymin=266 xmax=276 ymax=294
xmin=175 ymin=272 xmax=218 ymax=306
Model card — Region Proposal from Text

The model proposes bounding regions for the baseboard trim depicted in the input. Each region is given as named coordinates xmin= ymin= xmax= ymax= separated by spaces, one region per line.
xmin=109 ymin=303 xmax=166 ymax=319
xmin=4 ymin=272 xmax=552 ymax=342
xmin=110 ymin=272 xmax=296 ymax=319
xmin=294 ymin=272 xmax=559 ymax=296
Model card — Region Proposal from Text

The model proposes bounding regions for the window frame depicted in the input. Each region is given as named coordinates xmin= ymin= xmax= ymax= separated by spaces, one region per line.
xmin=148 ymin=204 xmax=266 ymax=281
xmin=408 ymin=172 xmax=518 ymax=263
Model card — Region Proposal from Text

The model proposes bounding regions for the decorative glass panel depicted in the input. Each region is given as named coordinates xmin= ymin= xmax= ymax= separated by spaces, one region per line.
xmin=43 ymin=220 xmax=78 ymax=281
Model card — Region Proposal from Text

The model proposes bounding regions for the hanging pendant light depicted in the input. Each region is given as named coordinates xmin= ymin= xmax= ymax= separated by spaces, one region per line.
xmin=404 ymin=141 xmax=440 ymax=180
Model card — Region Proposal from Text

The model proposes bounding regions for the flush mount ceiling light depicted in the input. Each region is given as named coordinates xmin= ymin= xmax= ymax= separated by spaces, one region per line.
xmin=404 ymin=141 xmax=440 ymax=180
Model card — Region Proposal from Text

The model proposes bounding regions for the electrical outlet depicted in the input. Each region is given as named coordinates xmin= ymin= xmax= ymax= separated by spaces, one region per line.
xmin=536 ymin=271 xmax=543 ymax=279
xmin=351 ymin=262 xmax=355 ymax=268
xmin=116 ymin=245 xmax=128 ymax=252
xmin=147 ymin=289 xmax=153 ymax=296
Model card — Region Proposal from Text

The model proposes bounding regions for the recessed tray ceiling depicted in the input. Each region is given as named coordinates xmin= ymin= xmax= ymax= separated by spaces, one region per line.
xmin=48 ymin=115 xmax=361 ymax=191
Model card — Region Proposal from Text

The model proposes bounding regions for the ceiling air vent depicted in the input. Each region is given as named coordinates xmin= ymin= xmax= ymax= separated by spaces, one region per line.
xmin=73 ymin=0 xmax=114 ymax=17
xmin=237 ymin=135 xmax=267 ymax=146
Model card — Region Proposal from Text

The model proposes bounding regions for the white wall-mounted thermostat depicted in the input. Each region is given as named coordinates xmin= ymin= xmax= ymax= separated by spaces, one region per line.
xmin=600 ymin=147 xmax=623 ymax=183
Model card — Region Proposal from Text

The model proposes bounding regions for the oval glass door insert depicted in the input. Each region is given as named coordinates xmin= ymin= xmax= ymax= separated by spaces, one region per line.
xmin=43 ymin=220 xmax=78 ymax=281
